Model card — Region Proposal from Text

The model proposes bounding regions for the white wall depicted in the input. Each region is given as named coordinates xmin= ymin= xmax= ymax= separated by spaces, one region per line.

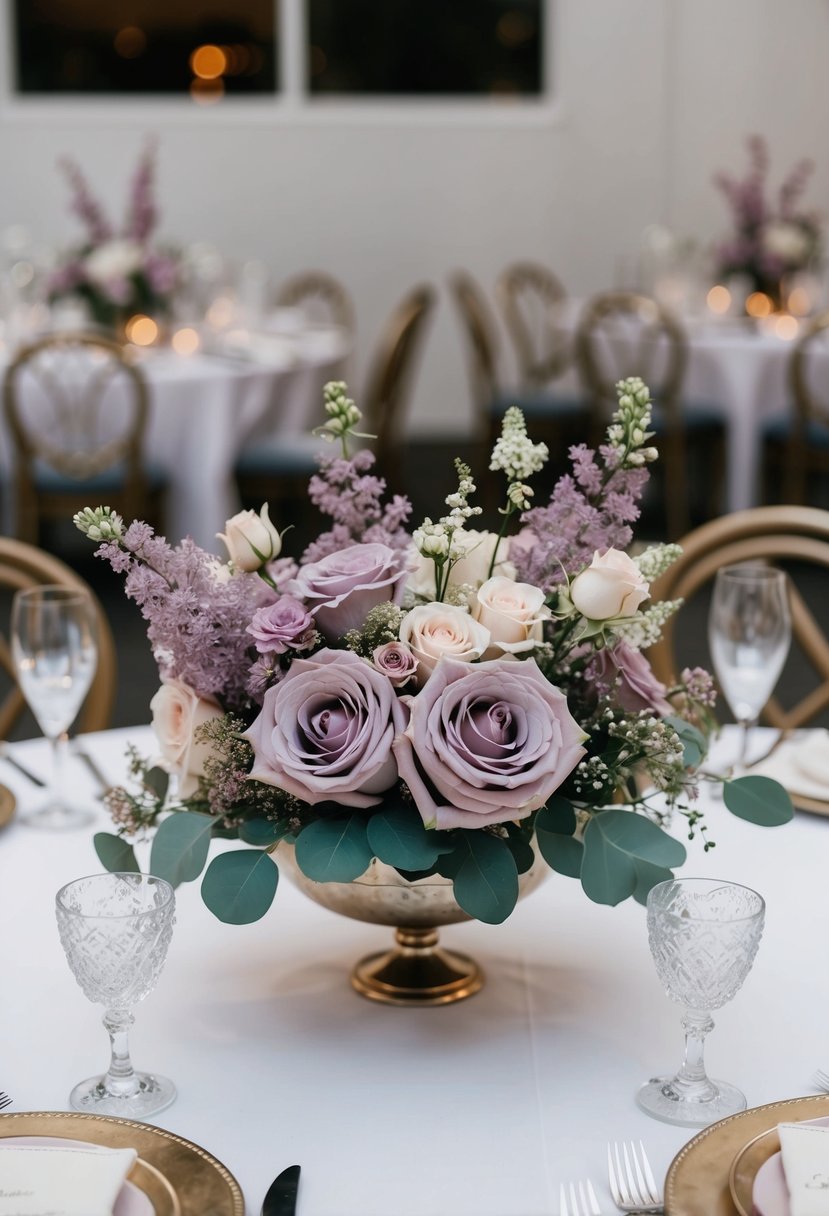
xmin=0 ymin=0 xmax=827 ymax=437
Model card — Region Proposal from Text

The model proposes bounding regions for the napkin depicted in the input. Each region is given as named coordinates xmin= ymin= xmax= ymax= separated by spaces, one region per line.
xmin=751 ymin=730 xmax=829 ymax=802
xmin=0 ymin=1142 xmax=137 ymax=1216
xmin=778 ymin=1122 xmax=829 ymax=1216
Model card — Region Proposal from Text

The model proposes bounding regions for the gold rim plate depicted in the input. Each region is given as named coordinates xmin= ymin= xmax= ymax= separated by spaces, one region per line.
xmin=665 ymin=1094 xmax=829 ymax=1215
xmin=0 ymin=1112 xmax=244 ymax=1216
xmin=729 ymin=1113 xmax=829 ymax=1216
xmin=0 ymin=782 xmax=16 ymax=828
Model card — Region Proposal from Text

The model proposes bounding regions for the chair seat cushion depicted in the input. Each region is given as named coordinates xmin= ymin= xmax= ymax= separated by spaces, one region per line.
xmin=34 ymin=460 xmax=166 ymax=494
xmin=235 ymin=435 xmax=330 ymax=478
xmin=763 ymin=417 xmax=829 ymax=447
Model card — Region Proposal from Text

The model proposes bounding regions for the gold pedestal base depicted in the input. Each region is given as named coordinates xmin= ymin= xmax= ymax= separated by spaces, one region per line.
xmin=351 ymin=927 xmax=484 ymax=1006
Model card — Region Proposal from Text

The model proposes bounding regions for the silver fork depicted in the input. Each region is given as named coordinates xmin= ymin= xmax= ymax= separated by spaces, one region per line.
xmin=814 ymin=1069 xmax=829 ymax=1092
xmin=559 ymin=1180 xmax=601 ymax=1216
xmin=0 ymin=1092 xmax=12 ymax=1111
xmin=607 ymin=1141 xmax=664 ymax=1214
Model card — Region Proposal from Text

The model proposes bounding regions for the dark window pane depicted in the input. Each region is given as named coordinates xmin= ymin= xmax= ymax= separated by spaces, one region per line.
xmin=308 ymin=0 xmax=543 ymax=97
xmin=14 ymin=1 xmax=277 ymax=97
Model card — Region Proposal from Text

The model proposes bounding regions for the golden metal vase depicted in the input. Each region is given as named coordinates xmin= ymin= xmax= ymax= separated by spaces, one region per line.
xmin=276 ymin=841 xmax=547 ymax=1007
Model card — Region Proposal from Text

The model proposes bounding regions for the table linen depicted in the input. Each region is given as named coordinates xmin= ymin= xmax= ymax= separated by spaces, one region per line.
xmin=0 ymin=726 xmax=823 ymax=1216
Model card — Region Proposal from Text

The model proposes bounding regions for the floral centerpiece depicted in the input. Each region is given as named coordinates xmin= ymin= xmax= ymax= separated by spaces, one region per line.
xmin=48 ymin=141 xmax=179 ymax=332
xmin=714 ymin=134 xmax=821 ymax=309
xmin=76 ymin=378 xmax=791 ymax=1001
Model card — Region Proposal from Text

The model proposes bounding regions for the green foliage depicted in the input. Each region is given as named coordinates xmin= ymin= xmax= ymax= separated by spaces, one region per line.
xmin=143 ymin=766 xmax=170 ymax=802
xmin=663 ymin=716 xmax=707 ymax=769
xmin=366 ymin=804 xmax=446 ymax=871
xmin=723 ymin=775 xmax=794 ymax=826
xmin=581 ymin=810 xmax=686 ymax=906
xmin=294 ymin=815 xmax=373 ymax=883
xmin=149 ymin=811 xmax=215 ymax=887
xmin=201 ymin=850 xmax=279 ymax=924
xmin=451 ymin=831 xmax=519 ymax=924
xmin=238 ymin=818 xmax=291 ymax=847
xmin=535 ymin=797 xmax=583 ymax=879
xmin=94 ymin=832 xmax=140 ymax=874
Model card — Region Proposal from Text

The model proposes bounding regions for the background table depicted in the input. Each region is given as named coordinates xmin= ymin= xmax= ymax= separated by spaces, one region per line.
xmin=0 ymin=727 xmax=823 ymax=1215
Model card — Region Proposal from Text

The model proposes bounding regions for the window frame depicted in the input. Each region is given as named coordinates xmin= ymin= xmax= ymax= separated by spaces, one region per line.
xmin=0 ymin=0 xmax=562 ymax=128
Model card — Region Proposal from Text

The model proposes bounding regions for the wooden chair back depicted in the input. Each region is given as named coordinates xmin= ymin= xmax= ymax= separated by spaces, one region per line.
xmin=362 ymin=284 xmax=436 ymax=480
xmin=276 ymin=271 xmax=356 ymax=334
xmin=496 ymin=261 xmax=570 ymax=388
xmin=4 ymin=333 xmax=150 ymax=542
xmin=0 ymin=538 xmax=116 ymax=738
xmin=448 ymin=271 xmax=501 ymax=426
xmin=649 ymin=505 xmax=829 ymax=729
xmin=784 ymin=310 xmax=829 ymax=501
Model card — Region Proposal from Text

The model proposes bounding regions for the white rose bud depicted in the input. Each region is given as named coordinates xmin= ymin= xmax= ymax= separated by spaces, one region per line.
xmin=217 ymin=504 xmax=281 ymax=571
xmin=570 ymin=548 xmax=650 ymax=620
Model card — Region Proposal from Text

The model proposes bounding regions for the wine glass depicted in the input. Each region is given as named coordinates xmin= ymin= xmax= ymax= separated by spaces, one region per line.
xmin=708 ymin=564 xmax=791 ymax=771
xmin=55 ymin=872 xmax=176 ymax=1117
xmin=10 ymin=585 xmax=98 ymax=829
xmin=636 ymin=877 xmax=765 ymax=1127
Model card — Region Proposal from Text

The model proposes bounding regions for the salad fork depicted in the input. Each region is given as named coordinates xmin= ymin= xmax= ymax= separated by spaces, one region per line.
xmin=607 ymin=1141 xmax=663 ymax=1214
xmin=0 ymin=1092 xmax=12 ymax=1110
xmin=559 ymin=1180 xmax=601 ymax=1216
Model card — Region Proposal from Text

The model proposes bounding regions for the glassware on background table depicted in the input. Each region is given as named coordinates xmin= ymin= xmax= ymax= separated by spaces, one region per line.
xmin=10 ymin=585 xmax=98 ymax=830
xmin=708 ymin=564 xmax=791 ymax=771
xmin=637 ymin=877 xmax=765 ymax=1127
xmin=55 ymin=872 xmax=176 ymax=1117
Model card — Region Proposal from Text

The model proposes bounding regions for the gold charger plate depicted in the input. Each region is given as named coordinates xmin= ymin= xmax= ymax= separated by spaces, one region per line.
xmin=665 ymin=1095 xmax=829 ymax=1215
xmin=0 ymin=1111 xmax=244 ymax=1216
xmin=0 ymin=782 xmax=16 ymax=828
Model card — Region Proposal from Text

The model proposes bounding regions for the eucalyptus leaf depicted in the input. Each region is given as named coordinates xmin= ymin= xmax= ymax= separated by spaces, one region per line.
xmin=238 ymin=818 xmax=291 ymax=847
xmin=539 ymin=833 xmax=584 ymax=879
xmin=144 ymin=766 xmax=170 ymax=802
xmin=632 ymin=858 xmax=675 ymax=906
xmin=723 ymin=775 xmax=794 ymax=826
xmin=581 ymin=810 xmax=686 ymax=906
xmin=201 ymin=850 xmax=279 ymax=924
xmin=504 ymin=830 xmax=536 ymax=875
xmin=663 ymin=716 xmax=707 ymax=769
xmin=94 ymin=832 xmax=140 ymax=874
xmin=452 ymin=832 xmax=519 ymax=925
xmin=149 ymin=811 xmax=215 ymax=887
xmin=294 ymin=815 xmax=372 ymax=883
xmin=536 ymin=796 xmax=577 ymax=836
xmin=366 ymin=804 xmax=443 ymax=871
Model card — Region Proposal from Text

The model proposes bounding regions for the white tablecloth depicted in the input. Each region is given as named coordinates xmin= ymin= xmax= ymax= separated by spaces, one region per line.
xmin=0 ymin=727 xmax=823 ymax=1215
xmin=0 ymin=327 xmax=350 ymax=552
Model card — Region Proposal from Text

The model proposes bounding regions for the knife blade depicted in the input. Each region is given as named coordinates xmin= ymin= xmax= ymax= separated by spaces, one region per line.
xmin=0 ymin=741 xmax=46 ymax=787
xmin=261 ymin=1165 xmax=301 ymax=1216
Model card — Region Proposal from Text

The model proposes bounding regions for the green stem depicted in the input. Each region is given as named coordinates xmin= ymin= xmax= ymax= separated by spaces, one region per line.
xmin=487 ymin=506 xmax=515 ymax=579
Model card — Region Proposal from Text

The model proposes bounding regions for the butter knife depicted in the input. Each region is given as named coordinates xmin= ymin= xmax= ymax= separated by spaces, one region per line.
xmin=0 ymin=741 xmax=46 ymax=787
xmin=261 ymin=1165 xmax=301 ymax=1216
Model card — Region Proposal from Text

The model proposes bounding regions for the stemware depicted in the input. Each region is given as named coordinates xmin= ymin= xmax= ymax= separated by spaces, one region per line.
xmin=10 ymin=585 xmax=98 ymax=829
xmin=708 ymin=564 xmax=791 ymax=771
xmin=55 ymin=872 xmax=176 ymax=1117
xmin=637 ymin=877 xmax=765 ymax=1127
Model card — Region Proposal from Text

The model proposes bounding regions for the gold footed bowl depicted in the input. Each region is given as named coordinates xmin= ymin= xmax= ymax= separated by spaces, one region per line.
xmin=276 ymin=841 xmax=547 ymax=1007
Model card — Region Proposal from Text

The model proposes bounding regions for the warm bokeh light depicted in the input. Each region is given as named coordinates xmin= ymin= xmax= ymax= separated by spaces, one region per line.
xmin=206 ymin=296 xmax=235 ymax=328
xmin=774 ymin=314 xmax=800 ymax=341
xmin=706 ymin=285 xmax=731 ymax=315
xmin=114 ymin=26 xmax=147 ymax=59
xmin=190 ymin=44 xmax=227 ymax=80
xmin=788 ymin=286 xmax=812 ymax=317
xmin=746 ymin=292 xmax=772 ymax=318
xmin=125 ymin=315 xmax=159 ymax=346
xmin=190 ymin=78 xmax=225 ymax=105
xmin=172 ymin=327 xmax=200 ymax=356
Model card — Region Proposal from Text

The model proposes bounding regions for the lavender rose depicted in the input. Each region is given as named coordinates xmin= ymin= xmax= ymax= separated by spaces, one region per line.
xmin=247 ymin=596 xmax=316 ymax=655
xmin=243 ymin=648 xmax=407 ymax=808
xmin=393 ymin=657 xmax=587 ymax=830
xmin=587 ymin=642 xmax=673 ymax=716
xmin=287 ymin=543 xmax=407 ymax=640
xmin=372 ymin=641 xmax=418 ymax=687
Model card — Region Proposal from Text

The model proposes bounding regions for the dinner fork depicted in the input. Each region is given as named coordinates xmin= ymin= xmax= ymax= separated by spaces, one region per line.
xmin=608 ymin=1141 xmax=663 ymax=1214
xmin=559 ymin=1180 xmax=601 ymax=1215
xmin=0 ymin=1092 xmax=12 ymax=1111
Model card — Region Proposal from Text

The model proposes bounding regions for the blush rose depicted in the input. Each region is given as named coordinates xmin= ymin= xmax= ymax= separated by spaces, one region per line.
xmin=570 ymin=549 xmax=649 ymax=620
xmin=472 ymin=575 xmax=549 ymax=657
xmin=150 ymin=679 xmax=225 ymax=799
xmin=399 ymin=603 xmax=491 ymax=684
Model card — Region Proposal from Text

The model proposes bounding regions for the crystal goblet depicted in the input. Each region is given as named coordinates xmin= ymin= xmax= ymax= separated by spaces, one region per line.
xmin=637 ymin=877 xmax=765 ymax=1127
xmin=55 ymin=872 xmax=176 ymax=1117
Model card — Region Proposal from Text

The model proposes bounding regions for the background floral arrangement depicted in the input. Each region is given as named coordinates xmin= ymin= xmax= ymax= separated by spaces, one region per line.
xmin=77 ymin=378 xmax=791 ymax=926
xmin=48 ymin=140 xmax=179 ymax=329
xmin=714 ymin=134 xmax=821 ymax=304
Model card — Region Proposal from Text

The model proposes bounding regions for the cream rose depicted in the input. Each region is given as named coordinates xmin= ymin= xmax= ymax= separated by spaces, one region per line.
xmin=472 ymin=575 xmax=550 ymax=657
xmin=217 ymin=504 xmax=281 ymax=572
xmin=569 ymin=549 xmax=649 ymax=620
xmin=408 ymin=529 xmax=516 ymax=598
xmin=150 ymin=679 xmax=225 ymax=799
xmin=399 ymin=603 xmax=490 ymax=684
xmin=83 ymin=239 xmax=143 ymax=287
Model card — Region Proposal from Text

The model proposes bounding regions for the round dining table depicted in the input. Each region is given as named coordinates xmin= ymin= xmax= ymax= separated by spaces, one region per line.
xmin=0 ymin=725 xmax=824 ymax=1215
